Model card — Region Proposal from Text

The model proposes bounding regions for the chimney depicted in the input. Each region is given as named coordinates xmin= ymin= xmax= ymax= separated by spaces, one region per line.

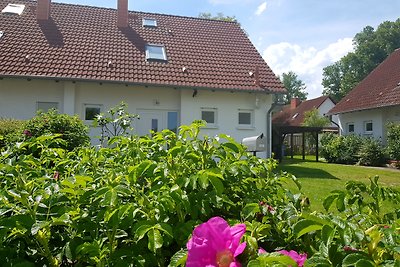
xmin=37 ymin=0 xmax=51 ymax=20
xmin=117 ymin=0 xmax=129 ymax=28
xmin=291 ymin=98 xmax=301 ymax=109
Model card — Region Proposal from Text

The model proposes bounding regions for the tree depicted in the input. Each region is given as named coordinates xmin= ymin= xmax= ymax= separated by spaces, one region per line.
xmin=198 ymin=12 xmax=238 ymax=23
xmin=302 ymin=108 xmax=330 ymax=128
xmin=322 ymin=18 xmax=400 ymax=101
xmin=302 ymin=108 xmax=330 ymax=151
xmin=281 ymin=71 xmax=308 ymax=104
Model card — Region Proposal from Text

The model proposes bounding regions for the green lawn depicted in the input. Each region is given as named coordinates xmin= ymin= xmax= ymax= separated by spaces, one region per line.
xmin=276 ymin=156 xmax=400 ymax=211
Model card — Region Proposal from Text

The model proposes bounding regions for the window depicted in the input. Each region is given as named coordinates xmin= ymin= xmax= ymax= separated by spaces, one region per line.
xmin=1 ymin=4 xmax=25 ymax=15
xmin=167 ymin=111 xmax=178 ymax=133
xmin=84 ymin=104 xmax=102 ymax=121
xmin=151 ymin=119 xmax=158 ymax=132
xmin=238 ymin=109 xmax=254 ymax=127
xmin=364 ymin=121 xmax=373 ymax=133
xmin=201 ymin=108 xmax=217 ymax=127
xmin=143 ymin=18 xmax=157 ymax=27
xmin=146 ymin=44 xmax=167 ymax=61
xmin=37 ymin=101 xmax=58 ymax=112
xmin=347 ymin=123 xmax=355 ymax=133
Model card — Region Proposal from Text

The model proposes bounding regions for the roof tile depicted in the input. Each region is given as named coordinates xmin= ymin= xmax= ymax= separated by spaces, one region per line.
xmin=329 ymin=49 xmax=400 ymax=114
xmin=0 ymin=0 xmax=284 ymax=93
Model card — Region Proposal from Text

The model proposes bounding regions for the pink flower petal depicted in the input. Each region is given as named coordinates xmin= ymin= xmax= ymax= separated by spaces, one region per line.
xmin=278 ymin=250 xmax=307 ymax=267
xmin=233 ymin=242 xmax=246 ymax=257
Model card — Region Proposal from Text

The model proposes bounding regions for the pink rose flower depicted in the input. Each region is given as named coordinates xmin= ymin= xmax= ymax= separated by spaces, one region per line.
xmin=186 ymin=216 xmax=247 ymax=267
xmin=278 ymin=250 xmax=307 ymax=267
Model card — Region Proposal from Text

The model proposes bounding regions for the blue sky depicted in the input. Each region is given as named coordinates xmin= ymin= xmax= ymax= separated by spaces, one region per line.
xmin=55 ymin=0 xmax=400 ymax=98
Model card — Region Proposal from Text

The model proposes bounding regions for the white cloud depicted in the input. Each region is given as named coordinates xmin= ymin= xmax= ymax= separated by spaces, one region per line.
xmin=262 ymin=38 xmax=353 ymax=98
xmin=255 ymin=2 xmax=267 ymax=16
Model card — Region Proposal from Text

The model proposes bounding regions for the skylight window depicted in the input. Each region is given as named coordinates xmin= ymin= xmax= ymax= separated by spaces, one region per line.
xmin=0 ymin=31 xmax=3 ymax=39
xmin=146 ymin=44 xmax=167 ymax=61
xmin=292 ymin=113 xmax=299 ymax=119
xmin=143 ymin=18 xmax=157 ymax=27
xmin=1 ymin=3 xmax=25 ymax=15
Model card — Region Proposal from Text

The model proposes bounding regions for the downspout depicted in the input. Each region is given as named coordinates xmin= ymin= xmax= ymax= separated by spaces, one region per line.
xmin=266 ymin=101 xmax=276 ymax=158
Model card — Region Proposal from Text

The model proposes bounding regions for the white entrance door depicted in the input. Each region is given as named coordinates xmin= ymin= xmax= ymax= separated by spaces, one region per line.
xmin=136 ymin=110 xmax=166 ymax=136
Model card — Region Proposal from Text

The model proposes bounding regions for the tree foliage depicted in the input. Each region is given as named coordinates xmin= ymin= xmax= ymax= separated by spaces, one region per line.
xmin=280 ymin=71 xmax=308 ymax=104
xmin=322 ymin=19 xmax=400 ymax=102
xmin=302 ymin=108 xmax=330 ymax=128
xmin=198 ymin=12 xmax=238 ymax=23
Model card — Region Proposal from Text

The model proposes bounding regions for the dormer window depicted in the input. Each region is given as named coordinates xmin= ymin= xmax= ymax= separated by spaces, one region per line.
xmin=1 ymin=3 xmax=25 ymax=15
xmin=145 ymin=44 xmax=167 ymax=61
xmin=143 ymin=18 xmax=157 ymax=27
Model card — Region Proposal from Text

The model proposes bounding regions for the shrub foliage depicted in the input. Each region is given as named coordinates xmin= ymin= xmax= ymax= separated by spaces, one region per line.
xmin=0 ymin=118 xmax=24 ymax=148
xmin=23 ymin=109 xmax=90 ymax=150
xmin=0 ymin=122 xmax=399 ymax=266
xmin=387 ymin=122 xmax=400 ymax=161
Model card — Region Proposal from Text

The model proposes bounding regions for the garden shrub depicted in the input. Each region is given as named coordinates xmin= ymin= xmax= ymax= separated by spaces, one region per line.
xmin=387 ymin=122 xmax=400 ymax=162
xmin=357 ymin=137 xmax=386 ymax=166
xmin=0 ymin=118 xmax=24 ymax=149
xmin=23 ymin=109 xmax=90 ymax=150
xmin=0 ymin=121 xmax=399 ymax=266
xmin=320 ymin=133 xmax=363 ymax=164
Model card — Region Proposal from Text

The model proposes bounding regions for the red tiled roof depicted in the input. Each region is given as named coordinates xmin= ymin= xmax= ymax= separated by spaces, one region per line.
xmin=329 ymin=49 xmax=400 ymax=114
xmin=272 ymin=96 xmax=332 ymax=126
xmin=0 ymin=0 xmax=285 ymax=93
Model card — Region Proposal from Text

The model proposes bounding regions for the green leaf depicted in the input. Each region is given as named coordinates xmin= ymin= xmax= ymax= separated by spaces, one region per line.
xmin=321 ymin=224 xmax=335 ymax=244
xmin=242 ymin=203 xmax=260 ymax=220
xmin=135 ymin=224 xmax=153 ymax=241
xmin=31 ymin=221 xmax=50 ymax=236
xmin=293 ymin=219 xmax=323 ymax=238
xmin=209 ymin=174 xmax=224 ymax=195
xmin=168 ymin=249 xmax=188 ymax=267
xmin=355 ymin=259 xmax=375 ymax=267
xmin=155 ymin=223 xmax=173 ymax=238
xmin=222 ymin=142 xmax=241 ymax=153
xmin=147 ymin=228 xmax=163 ymax=253
xmin=342 ymin=253 xmax=372 ymax=266
xmin=323 ymin=194 xmax=337 ymax=211
xmin=336 ymin=193 xmax=345 ymax=212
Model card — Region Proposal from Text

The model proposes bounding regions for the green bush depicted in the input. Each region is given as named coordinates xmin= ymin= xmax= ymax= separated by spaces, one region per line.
xmin=23 ymin=109 xmax=90 ymax=150
xmin=0 ymin=123 xmax=399 ymax=266
xmin=320 ymin=133 xmax=363 ymax=164
xmin=0 ymin=118 xmax=24 ymax=148
xmin=387 ymin=122 xmax=400 ymax=161
xmin=357 ymin=137 xmax=386 ymax=166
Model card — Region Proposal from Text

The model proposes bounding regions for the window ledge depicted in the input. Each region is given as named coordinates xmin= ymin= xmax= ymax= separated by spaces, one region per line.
xmin=203 ymin=125 xmax=219 ymax=129
xmin=236 ymin=126 xmax=255 ymax=130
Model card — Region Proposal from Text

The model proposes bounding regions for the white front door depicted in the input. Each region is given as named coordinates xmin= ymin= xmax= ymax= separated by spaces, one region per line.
xmin=136 ymin=110 xmax=165 ymax=136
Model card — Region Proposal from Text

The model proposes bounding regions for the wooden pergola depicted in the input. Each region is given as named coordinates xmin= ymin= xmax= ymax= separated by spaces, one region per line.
xmin=272 ymin=125 xmax=324 ymax=162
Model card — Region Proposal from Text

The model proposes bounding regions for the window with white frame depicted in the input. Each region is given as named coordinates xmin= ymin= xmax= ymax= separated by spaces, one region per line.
xmin=238 ymin=109 xmax=254 ymax=127
xmin=84 ymin=104 xmax=102 ymax=121
xmin=201 ymin=108 xmax=217 ymax=127
xmin=1 ymin=4 xmax=25 ymax=15
xmin=37 ymin=101 xmax=59 ymax=112
xmin=143 ymin=18 xmax=157 ymax=27
xmin=145 ymin=44 xmax=167 ymax=61
xmin=347 ymin=122 xmax=355 ymax=134
xmin=364 ymin=120 xmax=373 ymax=134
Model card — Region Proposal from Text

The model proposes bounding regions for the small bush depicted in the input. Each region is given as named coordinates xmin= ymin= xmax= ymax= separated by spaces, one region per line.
xmin=387 ymin=122 xmax=400 ymax=161
xmin=320 ymin=133 xmax=363 ymax=164
xmin=23 ymin=109 xmax=90 ymax=150
xmin=357 ymin=137 xmax=386 ymax=166
xmin=0 ymin=118 xmax=24 ymax=148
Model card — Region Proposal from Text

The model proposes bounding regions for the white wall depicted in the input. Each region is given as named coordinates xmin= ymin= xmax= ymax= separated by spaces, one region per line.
xmin=338 ymin=109 xmax=384 ymax=141
xmin=180 ymin=89 xmax=272 ymax=142
xmin=1 ymin=78 xmax=274 ymax=154
xmin=318 ymin=98 xmax=338 ymax=126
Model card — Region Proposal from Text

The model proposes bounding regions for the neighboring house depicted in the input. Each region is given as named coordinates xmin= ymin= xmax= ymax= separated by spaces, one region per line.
xmin=0 ymin=0 xmax=285 ymax=156
xmin=273 ymin=96 xmax=338 ymax=128
xmin=328 ymin=49 xmax=400 ymax=144
xmin=272 ymin=96 xmax=338 ymax=160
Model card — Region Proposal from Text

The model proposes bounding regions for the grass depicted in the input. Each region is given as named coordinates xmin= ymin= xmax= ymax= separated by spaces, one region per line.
xmin=276 ymin=156 xmax=400 ymax=211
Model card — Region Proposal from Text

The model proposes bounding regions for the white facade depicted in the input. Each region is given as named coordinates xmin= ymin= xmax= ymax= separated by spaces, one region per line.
xmin=0 ymin=77 xmax=274 ymax=154
xmin=337 ymin=105 xmax=400 ymax=144
xmin=318 ymin=98 xmax=339 ymax=127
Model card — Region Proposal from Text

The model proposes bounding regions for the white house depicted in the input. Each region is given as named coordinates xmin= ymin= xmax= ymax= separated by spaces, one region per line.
xmin=0 ymin=0 xmax=285 ymax=156
xmin=328 ymin=49 xmax=400 ymax=144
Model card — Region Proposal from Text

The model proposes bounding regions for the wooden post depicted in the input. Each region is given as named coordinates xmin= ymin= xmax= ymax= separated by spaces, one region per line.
xmin=290 ymin=133 xmax=294 ymax=159
xmin=315 ymin=132 xmax=319 ymax=162
xmin=302 ymin=132 xmax=305 ymax=160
